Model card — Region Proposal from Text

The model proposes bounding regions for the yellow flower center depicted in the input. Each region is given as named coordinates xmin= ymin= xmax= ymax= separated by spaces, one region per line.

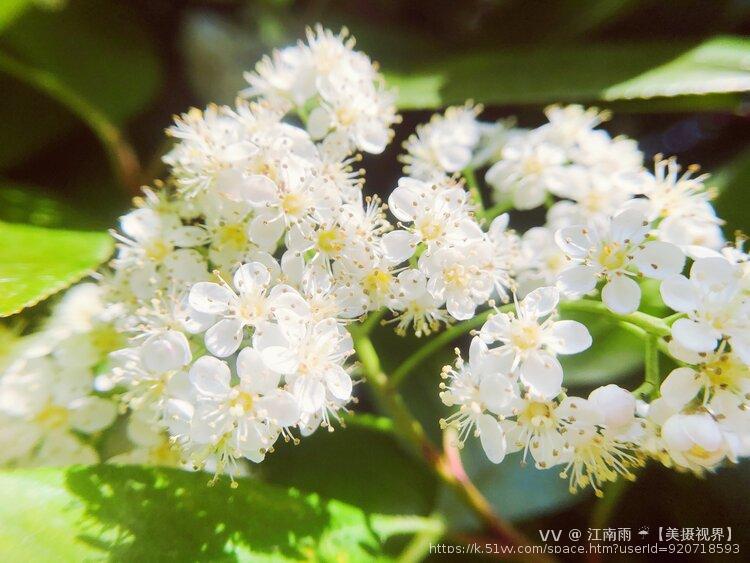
xmin=363 ymin=269 xmax=392 ymax=296
xmin=510 ymin=321 xmax=541 ymax=350
xmin=596 ymin=242 xmax=628 ymax=271
xmin=230 ymin=391 xmax=255 ymax=415
xmin=416 ymin=217 xmax=444 ymax=242
xmin=281 ymin=193 xmax=305 ymax=216
xmin=704 ymin=354 xmax=750 ymax=390
xmin=522 ymin=155 xmax=545 ymax=175
xmin=520 ymin=401 xmax=553 ymax=428
xmin=216 ymin=224 xmax=248 ymax=249
xmin=444 ymin=264 xmax=469 ymax=289
xmin=35 ymin=404 xmax=69 ymax=430
xmin=688 ymin=444 xmax=715 ymax=460
xmin=145 ymin=239 xmax=171 ymax=262
xmin=317 ymin=228 xmax=346 ymax=255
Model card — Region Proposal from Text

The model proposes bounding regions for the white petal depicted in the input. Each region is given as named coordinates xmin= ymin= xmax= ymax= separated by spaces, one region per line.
xmin=557 ymin=264 xmax=598 ymax=296
xmin=239 ymin=174 xmax=279 ymax=206
xmin=204 ymin=318 xmax=244 ymax=357
xmin=446 ymin=294 xmax=477 ymax=321
xmin=236 ymin=347 xmax=279 ymax=393
xmin=478 ymin=413 xmax=506 ymax=464
xmin=141 ymin=330 xmax=192 ymax=372
xmin=248 ymin=215 xmax=285 ymax=251
xmin=691 ymin=256 xmax=736 ymax=290
xmin=671 ymin=318 xmax=719 ymax=353
xmin=520 ymin=352 xmax=563 ymax=399
xmin=355 ymin=122 xmax=388 ymax=154
xmin=233 ymin=262 xmax=270 ymax=292
xmin=387 ymin=183 xmax=420 ymax=222
xmin=120 ymin=208 xmax=161 ymax=241
xmin=521 ymin=286 xmax=559 ymax=318
xmin=68 ymin=397 xmax=117 ymax=433
xmin=660 ymin=275 xmax=698 ymax=312
xmin=610 ymin=208 xmax=648 ymax=244
xmin=555 ymin=226 xmax=591 ymax=258
xmin=602 ymin=276 xmax=640 ymax=314
xmin=381 ymin=230 xmax=420 ymax=263
xmin=587 ymin=384 xmax=635 ymax=430
xmin=324 ymin=367 xmax=353 ymax=401
xmin=479 ymin=374 xmax=516 ymax=414
xmin=634 ymin=241 xmax=685 ymax=280
xmin=189 ymin=355 xmax=231 ymax=398
xmin=660 ymin=367 xmax=701 ymax=410
xmin=551 ymin=320 xmax=592 ymax=354
xmin=307 ymin=106 xmax=331 ymax=139
xmin=260 ymin=390 xmax=300 ymax=427
xmin=189 ymin=282 xmax=235 ymax=314
xmin=292 ymin=377 xmax=326 ymax=414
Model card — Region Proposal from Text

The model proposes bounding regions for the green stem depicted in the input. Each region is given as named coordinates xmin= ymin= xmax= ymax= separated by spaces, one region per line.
xmin=644 ymin=336 xmax=661 ymax=399
xmin=558 ymin=299 xmax=671 ymax=338
xmin=398 ymin=514 xmax=446 ymax=563
xmin=390 ymin=305 xmax=513 ymax=389
xmin=0 ymin=51 xmax=142 ymax=195
xmin=590 ymin=477 xmax=631 ymax=530
xmin=351 ymin=331 xmax=541 ymax=553
xmin=480 ymin=200 xmax=514 ymax=223
xmin=462 ymin=167 xmax=484 ymax=212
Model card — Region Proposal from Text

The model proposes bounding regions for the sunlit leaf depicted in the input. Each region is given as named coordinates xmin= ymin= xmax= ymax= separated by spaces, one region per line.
xmin=386 ymin=36 xmax=750 ymax=110
xmin=0 ymin=222 xmax=112 ymax=317
xmin=0 ymin=466 xmax=442 ymax=561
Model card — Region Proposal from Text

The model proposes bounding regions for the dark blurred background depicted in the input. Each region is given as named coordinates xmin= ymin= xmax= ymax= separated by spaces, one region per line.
xmin=2 ymin=1 xmax=750 ymax=560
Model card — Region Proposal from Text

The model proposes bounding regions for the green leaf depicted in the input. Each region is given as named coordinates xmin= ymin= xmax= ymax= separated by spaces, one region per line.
xmin=0 ymin=0 xmax=160 ymax=167
xmin=386 ymin=36 xmax=750 ymax=110
xmin=0 ymin=0 xmax=31 ymax=32
xmin=258 ymin=418 xmax=438 ymax=516
xmin=0 ymin=181 xmax=101 ymax=229
xmin=559 ymin=310 xmax=644 ymax=388
xmin=0 ymin=221 xmax=112 ymax=317
xmin=0 ymin=465 xmax=443 ymax=561
xmin=713 ymin=147 xmax=750 ymax=237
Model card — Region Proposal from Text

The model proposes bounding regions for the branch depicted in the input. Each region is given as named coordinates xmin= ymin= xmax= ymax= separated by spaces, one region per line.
xmin=351 ymin=330 xmax=551 ymax=561
xmin=0 ymin=51 xmax=142 ymax=195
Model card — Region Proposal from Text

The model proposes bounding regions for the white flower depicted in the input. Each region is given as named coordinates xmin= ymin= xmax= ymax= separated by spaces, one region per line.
xmin=164 ymin=104 xmax=259 ymax=197
xmin=189 ymin=262 xmax=309 ymax=357
xmin=439 ymin=338 xmax=516 ymax=463
xmin=546 ymin=166 xmax=637 ymax=230
xmin=625 ymin=157 xmax=723 ymax=250
xmin=556 ymin=209 xmax=685 ymax=314
xmin=389 ymin=269 xmax=448 ymax=337
xmin=383 ymin=177 xmax=476 ymax=263
xmin=661 ymin=412 xmax=728 ymax=471
xmin=244 ymin=25 xmax=398 ymax=155
xmin=479 ymin=286 xmax=591 ymax=398
xmin=401 ymin=104 xmax=482 ymax=180
xmin=515 ymin=226 xmax=568 ymax=297
xmin=187 ymin=352 xmax=299 ymax=465
xmin=419 ymin=241 xmax=494 ymax=321
xmin=660 ymin=256 xmax=750 ymax=360
xmin=485 ymin=132 xmax=566 ymax=210
xmin=555 ymin=395 xmax=643 ymax=496
xmin=500 ymin=393 xmax=567 ymax=469
xmin=110 ymin=330 xmax=192 ymax=411
xmin=254 ymin=316 xmax=354 ymax=425
xmin=538 ymin=104 xmax=609 ymax=149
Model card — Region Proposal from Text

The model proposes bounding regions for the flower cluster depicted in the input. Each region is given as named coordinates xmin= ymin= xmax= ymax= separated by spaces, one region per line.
xmin=433 ymin=101 xmax=749 ymax=494
xmin=1 ymin=26 xmax=748 ymax=499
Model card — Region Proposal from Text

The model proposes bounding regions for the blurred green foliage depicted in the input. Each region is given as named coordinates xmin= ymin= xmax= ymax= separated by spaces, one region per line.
xmin=1 ymin=0 xmax=750 ymax=560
